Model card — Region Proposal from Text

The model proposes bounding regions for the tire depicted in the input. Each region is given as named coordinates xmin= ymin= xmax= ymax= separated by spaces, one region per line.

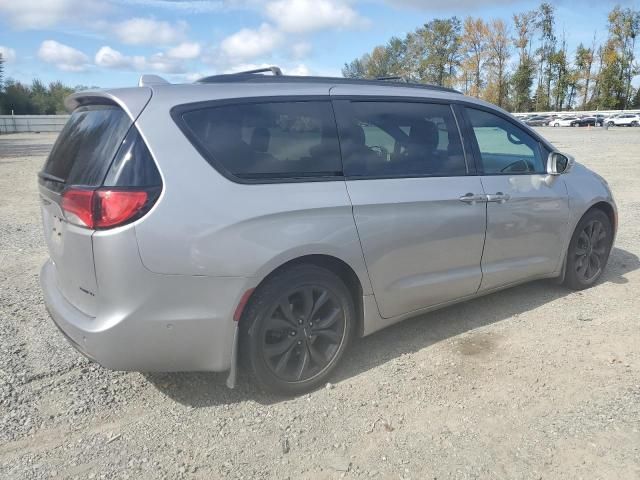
xmin=608 ymin=121 xmax=615 ymax=127
xmin=564 ymin=209 xmax=613 ymax=290
xmin=631 ymin=121 xmax=638 ymax=127
xmin=241 ymin=264 xmax=355 ymax=395
xmin=553 ymin=123 xmax=560 ymax=127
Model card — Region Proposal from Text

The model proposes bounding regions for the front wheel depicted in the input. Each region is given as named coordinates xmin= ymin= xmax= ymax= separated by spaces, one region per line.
xmin=242 ymin=264 xmax=355 ymax=395
xmin=564 ymin=209 xmax=613 ymax=290
xmin=608 ymin=121 xmax=615 ymax=127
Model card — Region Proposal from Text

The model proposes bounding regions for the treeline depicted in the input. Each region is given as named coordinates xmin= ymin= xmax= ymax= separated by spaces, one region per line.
xmin=343 ymin=4 xmax=640 ymax=112
xmin=0 ymin=55 xmax=90 ymax=115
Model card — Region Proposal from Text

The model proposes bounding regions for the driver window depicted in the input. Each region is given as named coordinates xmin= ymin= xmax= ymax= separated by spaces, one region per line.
xmin=466 ymin=108 xmax=544 ymax=174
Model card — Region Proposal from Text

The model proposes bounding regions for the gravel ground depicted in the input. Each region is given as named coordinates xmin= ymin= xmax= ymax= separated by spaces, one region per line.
xmin=0 ymin=128 xmax=639 ymax=479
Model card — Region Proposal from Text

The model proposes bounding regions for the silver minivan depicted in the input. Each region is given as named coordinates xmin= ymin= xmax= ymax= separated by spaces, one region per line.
xmin=39 ymin=68 xmax=616 ymax=394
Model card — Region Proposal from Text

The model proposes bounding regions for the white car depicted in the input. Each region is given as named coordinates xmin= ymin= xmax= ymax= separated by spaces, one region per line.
xmin=606 ymin=114 xmax=640 ymax=127
xmin=551 ymin=116 xmax=578 ymax=127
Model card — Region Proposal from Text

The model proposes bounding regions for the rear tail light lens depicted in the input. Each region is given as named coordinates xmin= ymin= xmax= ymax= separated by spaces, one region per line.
xmin=95 ymin=190 xmax=148 ymax=228
xmin=61 ymin=188 xmax=157 ymax=230
xmin=61 ymin=189 xmax=94 ymax=228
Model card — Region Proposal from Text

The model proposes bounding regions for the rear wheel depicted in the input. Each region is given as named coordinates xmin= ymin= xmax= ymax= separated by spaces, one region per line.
xmin=564 ymin=209 xmax=613 ymax=290
xmin=242 ymin=264 xmax=354 ymax=395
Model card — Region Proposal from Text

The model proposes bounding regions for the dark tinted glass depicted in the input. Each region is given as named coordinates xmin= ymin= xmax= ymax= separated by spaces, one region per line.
xmin=467 ymin=108 xmax=544 ymax=174
xmin=104 ymin=127 xmax=162 ymax=187
xmin=43 ymin=105 xmax=131 ymax=186
xmin=181 ymin=101 xmax=342 ymax=180
xmin=339 ymin=102 xmax=466 ymax=177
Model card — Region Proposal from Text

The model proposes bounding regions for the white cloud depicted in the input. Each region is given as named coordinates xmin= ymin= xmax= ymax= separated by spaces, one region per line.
xmin=166 ymin=42 xmax=201 ymax=59
xmin=95 ymin=45 xmax=187 ymax=73
xmin=0 ymin=45 xmax=17 ymax=62
xmin=112 ymin=18 xmax=186 ymax=46
xmin=38 ymin=40 xmax=90 ymax=71
xmin=112 ymin=0 xmax=251 ymax=13
xmin=290 ymin=42 xmax=312 ymax=59
xmin=287 ymin=63 xmax=310 ymax=76
xmin=220 ymin=23 xmax=283 ymax=61
xmin=0 ymin=0 xmax=107 ymax=29
xmin=265 ymin=0 xmax=367 ymax=34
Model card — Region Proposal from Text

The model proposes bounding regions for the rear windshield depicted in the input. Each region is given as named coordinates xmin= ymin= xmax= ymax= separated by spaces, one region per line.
xmin=42 ymin=104 xmax=131 ymax=186
xmin=178 ymin=101 xmax=342 ymax=181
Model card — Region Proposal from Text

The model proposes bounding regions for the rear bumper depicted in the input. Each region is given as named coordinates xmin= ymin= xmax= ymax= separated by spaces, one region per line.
xmin=40 ymin=259 xmax=250 ymax=372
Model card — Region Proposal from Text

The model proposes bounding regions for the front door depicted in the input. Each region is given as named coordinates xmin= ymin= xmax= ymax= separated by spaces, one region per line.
xmin=464 ymin=107 xmax=569 ymax=291
xmin=333 ymin=97 xmax=487 ymax=319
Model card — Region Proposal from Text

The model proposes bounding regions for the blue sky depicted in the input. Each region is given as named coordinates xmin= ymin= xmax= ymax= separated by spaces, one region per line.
xmin=0 ymin=0 xmax=635 ymax=88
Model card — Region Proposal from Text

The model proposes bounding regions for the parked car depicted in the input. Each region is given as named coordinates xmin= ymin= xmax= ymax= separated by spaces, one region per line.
xmin=551 ymin=116 xmax=579 ymax=127
xmin=606 ymin=113 xmax=640 ymax=127
xmin=570 ymin=116 xmax=602 ymax=127
xmin=38 ymin=68 xmax=617 ymax=395
xmin=525 ymin=115 xmax=552 ymax=126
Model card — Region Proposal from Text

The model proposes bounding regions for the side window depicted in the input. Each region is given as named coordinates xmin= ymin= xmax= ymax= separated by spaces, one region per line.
xmin=339 ymin=101 xmax=467 ymax=178
xmin=466 ymin=108 xmax=544 ymax=174
xmin=179 ymin=101 xmax=341 ymax=180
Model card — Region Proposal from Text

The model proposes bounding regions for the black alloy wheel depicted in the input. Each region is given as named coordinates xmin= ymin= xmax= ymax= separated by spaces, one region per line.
xmin=564 ymin=209 xmax=613 ymax=290
xmin=261 ymin=285 xmax=346 ymax=382
xmin=573 ymin=219 xmax=608 ymax=283
xmin=242 ymin=264 xmax=354 ymax=395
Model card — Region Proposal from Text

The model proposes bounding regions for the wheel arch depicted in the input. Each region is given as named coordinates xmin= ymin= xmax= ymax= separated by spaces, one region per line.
xmin=558 ymin=200 xmax=617 ymax=284
xmin=243 ymin=254 xmax=366 ymax=337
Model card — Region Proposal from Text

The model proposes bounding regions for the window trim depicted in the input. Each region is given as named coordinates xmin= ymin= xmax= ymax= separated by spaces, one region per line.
xmin=170 ymin=95 xmax=345 ymax=185
xmin=331 ymin=97 xmax=473 ymax=181
xmin=461 ymin=105 xmax=548 ymax=176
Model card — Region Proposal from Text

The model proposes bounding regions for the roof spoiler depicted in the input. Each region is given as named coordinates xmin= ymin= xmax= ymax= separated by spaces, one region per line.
xmin=138 ymin=74 xmax=170 ymax=87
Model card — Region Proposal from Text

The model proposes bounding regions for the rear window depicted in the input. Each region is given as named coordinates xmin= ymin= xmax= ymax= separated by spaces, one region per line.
xmin=42 ymin=105 xmax=131 ymax=186
xmin=177 ymin=101 xmax=342 ymax=181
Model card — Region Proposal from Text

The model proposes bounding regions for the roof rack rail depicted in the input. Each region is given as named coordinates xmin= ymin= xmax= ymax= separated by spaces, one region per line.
xmin=232 ymin=66 xmax=282 ymax=76
xmin=376 ymin=76 xmax=409 ymax=83
xmin=195 ymin=73 xmax=461 ymax=94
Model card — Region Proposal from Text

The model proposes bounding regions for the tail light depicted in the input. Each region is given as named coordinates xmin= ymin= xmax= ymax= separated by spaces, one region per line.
xmin=61 ymin=125 xmax=162 ymax=230
xmin=62 ymin=187 xmax=158 ymax=230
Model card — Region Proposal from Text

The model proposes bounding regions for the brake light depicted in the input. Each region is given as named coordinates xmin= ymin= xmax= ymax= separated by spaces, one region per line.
xmin=95 ymin=190 xmax=148 ymax=228
xmin=61 ymin=189 xmax=94 ymax=228
xmin=61 ymin=188 xmax=152 ymax=230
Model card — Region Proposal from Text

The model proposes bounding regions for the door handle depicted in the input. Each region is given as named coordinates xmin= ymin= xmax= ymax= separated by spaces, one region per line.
xmin=486 ymin=192 xmax=511 ymax=203
xmin=458 ymin=193 xmax=487 ymax=204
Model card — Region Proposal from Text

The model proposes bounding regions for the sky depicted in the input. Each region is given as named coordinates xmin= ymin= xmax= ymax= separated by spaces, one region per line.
xmin=0 ymin=0 xmax=636 ymax=88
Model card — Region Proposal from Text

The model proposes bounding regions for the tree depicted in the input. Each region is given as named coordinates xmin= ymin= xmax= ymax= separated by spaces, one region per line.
xmin=486 ymin=19 xmax=511 ymax=108
xmin=341 ymin=36 xmax=408 ymax=79
xmin=535 ymin=3 xmax=556 ymax=110
xmin=460 ymin=17 xmax=489 ymax=97
xmin=0 ymin=53 xmax=4 ymax=92
xmin=342 ymin=56 xmax=368 ymax=78
xmin=408 ymin=17 xmax=462 ymax=86
xmin=511 ymin=10 xmax=537 ymax=111
xmin=575 ymin=41 xmax=595 ymax=109
xmin=0 ymin=79 xmax=80 ymax=115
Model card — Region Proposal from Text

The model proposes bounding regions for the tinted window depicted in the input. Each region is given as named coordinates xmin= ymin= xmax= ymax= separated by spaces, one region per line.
xmin=467 ymin=108 xmax=544 ymax=174
xmin=43 ymin=105 xmax=131 ymax=186
xmin=180 ymin=101 xmax=341 ymax=180
xmin=104 ymin=127 xmax=162 ymax=187
xmin=339 ymin=102 xmax=466 ymax=177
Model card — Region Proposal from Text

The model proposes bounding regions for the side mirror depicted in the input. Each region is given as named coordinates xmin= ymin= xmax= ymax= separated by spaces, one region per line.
xmin=547 ymin=152 xmax=573 ymax=175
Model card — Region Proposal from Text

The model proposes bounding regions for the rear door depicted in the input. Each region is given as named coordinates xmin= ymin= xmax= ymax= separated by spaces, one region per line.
xmin=463 ymin=106 xmax=569 ymax=291
xmin=39 ymin=103 xmax=134 ymax=316
xmin=333 ymin=97 xmax=487 ymax=319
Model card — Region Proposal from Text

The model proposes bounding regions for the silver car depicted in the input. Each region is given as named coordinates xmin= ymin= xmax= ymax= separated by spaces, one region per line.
xmin=39 ymin=68 xmax=617 ymax=395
